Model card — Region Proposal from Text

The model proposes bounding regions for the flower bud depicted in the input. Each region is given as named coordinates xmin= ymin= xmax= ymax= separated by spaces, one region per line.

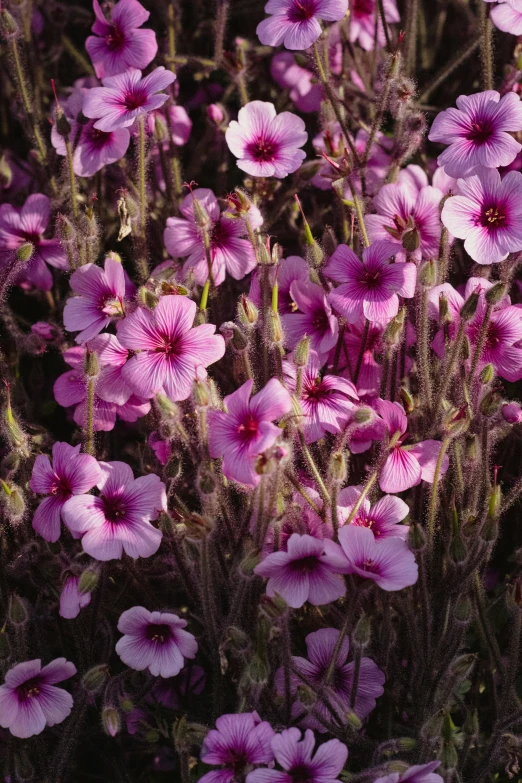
xmin=329 ymin=451 xmax=347 ymax=483
xmin=479 ymin=364 xmax=494 ymax=384
xmin=84 ymin=350 xmax=99 ymax=378
xmin=240 ymin=549 xmax=261 ymax=576
xmin=454 ymin=596 xmax=472 ymax=624
xmin=231 ymin=327 xmax=249 ymax=352
xmin=245 ymin=654 xmax=269 ymax=688
xmin=502 ymin=402 xmax=522 ymax=424
xmin=165 ymin=454 xmax=182 ymax=480
xmin=198 ymin=470 xmax=216 ymax=496
xmin=485 ymin=282 xmax=505 ymax=306
xmin=480 ymin=515 xmax=498 ymax=543
xmin=0 ymin=152 xmax=13 ymax=189
xmin=439 ymin=293 xmax=450 ymax=324
xmin=460 ymin=291 xmax=480 ymax=321
xmin=268 ymin=309 xmax=284 ymax=346
xmin=238 ymin=295 xmax=259 ymax=326
xmin=345 ymin=710 xmax=363 ymax=731
xmin=155 ymin=394 xmax=181 ymax=420
xmin=207 ymin=103 xmax=225 ymax=124
xmin=479 ymin=389 xmax=502 ymax=417
xmin=383 ymin=307 xmax=406 ymax=347
xmin=102 ymin=707 xmax=121 ymax=737
xmin=4 ymin=393 xmax=29 ymax=456
xmin=294 ymin=336 xmax=310 ymax=368
xmin=8 ymin=594 xmax=29 ymax=626
xmin=258 ymin=594 xmax=287 ymax=620
xmin=137 ymin=286 xmax=159 ymax=309
xmin=465 ymin=434 xmax=478 ymax=462
xmin=1 ymin=481 xmax=25 ymax=522
xmin=408 ymin=521 xmax=425 ymax=552
xmin=353 ymin=613 xmax=371 ymax=648
xmin=322 ymin=226 xmax=338 ymax=257
xmin=55 ymin=108 xmax=71 ymax=138
xmin=193 ymin=379 xmax=210 ymax=407
xmin=402 ymin=227 xmax=420 ymax=252
xmin=450 ymin=653 xmax=475 ymax=680
xmin=16 ymin=242 xmax=34 ymax=263
xmin=185 ymin=512 xmax=214 ymax=539
xmin=419 ymin=259 xmax=437 ymax=287
xmin=0 ymin=9 xmax=19 ymax=38
xmin=354 ymin=406 xmax=373 ymax=425
xmin=82 ymin=664 xmax=109 ymax=693
xmin=400 ymin=387 xmax=414 ymax=414
xmin=450 ymin=534 xmax=467 ymax=564
xmin=78 ymin=569 xmax=98 ymax=595
xmin=296 ymin=684 xmax=316 ymax=707
xmin=226 ymin=626 xmax=251 ymax=652
xmin=191 ymin=196 xmax=210 ymax=230
xmin=488 ymin=483 xmax=502 ymax=520
xmin=397 ymin=737 xmax=417 ymax=751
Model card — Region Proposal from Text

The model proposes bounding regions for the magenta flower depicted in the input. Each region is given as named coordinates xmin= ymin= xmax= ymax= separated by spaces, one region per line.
xmin=200 ymin=712 xmax=275 ymax=783
xmin=254 ymin=533 xmax=346 ymax=608
xmin=349 ymin=0 xmax=400 ymax=51
xmin=283 ymin=350 xmax=358 ymax=443
xmin=376 ymin=400 xmax=449 ymax=494
xmin=366 ymin=183 xmax=443 ymax=262
xmin=271 ymin=52 xmax=323 ymax=113
xmin=29 ymin=441 xmax=102 ymax=543
xmin=338 ymin=486 xmax=410 ymax=541
xmin=441 ymin=167 xmax=522 ymax=264
xmin=115 ymin=606 xmax=197 ymax=678
xmin=59 ymin=576 xmax=92 ymax=619
xmin=282 ymin=281 xmax=339 ymax=360
xmin=326 ymin=240 xmax=416 ymax=324
xmin=0 ymin=658 xmax=76 ymax=738
xmin=490 ymin=0 xmax=522 ymax=35
xmin=89 ymin=333 xmax=135 ymax=405
xmin=225 ymin=101 xmax=307 ymax=178
xmin=0 ymin=194 xmax=67 ymax=291
xmin=256 ymin=0 xmax=348 ymax=51
xmin=503 ymin=403 xmax=522 ymax=424
xmin=208 ymin=378 xmax=292 ymax=487
xmin=374 ymin=761 xmax=443 ymax=783
xmin=246 ymin=728 xmax=348 ymax=783
xmin=164 ymin=188 xmax=259 ymax=286
xmin=428 ymin=91 xmax=522 ymax=178
xmin=64 ymin=257 xmax=128 ymax=343
xmin=275 ymin=628 xmax=385 ymax=730
xmin=86 ymin=0 xmax=158 ymax=78
xmin=117 ymin=295 xmax=225 ymax=402
xmin=61 ymin=461 xmax=166 ymax=561
xmin=82 ymin=67 xmax=175 ymax=132
xmin=335 ymin=525 xmax=418 ymax=591
xmin=249 ymin=254 xmax=310 ymax=314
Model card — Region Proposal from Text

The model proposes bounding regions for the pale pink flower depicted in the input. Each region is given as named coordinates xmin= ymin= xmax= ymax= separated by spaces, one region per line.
xmin=334 ymin=524 xmax=418 ymax=590
xmin=86 ymin=0 xmax=158 ymax=78
xmin=200 ymin=712 xmax=275 ymax=783
xmin=490 ymin=0 xmax=522 ymax=35
xmin=338 ymin=485 xmax=410 ymax=541
xmin=271 ymin=52 xmax=323 ymax=113
xmin=374 ymin=761 xmax=443 ymax=783
xmin=257 ymin=0 xmax=348 ymax=51
xmin=349 ymin=0 xmax=400 ymax=50
xmin=59 ymin=576 xmax=92 ymax=619
xmin=246 ymin=728 xmax=348 ymax=783
xmin=282 ymin=280 xmax=339 ymax=360
xmin=249 ymin=254 xmax=310 ymax=314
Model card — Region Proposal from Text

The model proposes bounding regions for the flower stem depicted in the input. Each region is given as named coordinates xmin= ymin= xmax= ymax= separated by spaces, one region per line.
xmin=138 ymin=116 xmax=147 ymax=237
xmin=432 ymin=320 xmax=465 ymax=418
xmin=418 ymin=287 xmax=433 ymax=408
xmin=200 ymin=280 xmax=211 ymax=312
xmin=427 ymin=437 xmax=451 ymax=552
xmin=468 ymin=303 xmax=492 ymax=386
xmin=297 ymin=430 xmax=330 ymax=506
xmin=214 ymin=0 xmax=230 ymax=64
xmin=479 ymin=0 xmax=494 ymax=91
xmin=350 ymin=647 xmax=362 ymax=708
xmin=353 ymin=318 xmax=370 ymax=385
xmin=85 ymin=376 xmax=95 ymax=457
xmin=65 ymin=138 xmax=79 ymax=223
xmin=345 ymin=471 xmax=377 ymax=525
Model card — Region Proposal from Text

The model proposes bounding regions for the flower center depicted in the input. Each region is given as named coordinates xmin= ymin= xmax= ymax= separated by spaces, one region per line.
xmin=155 ymin=335 xmax=180 ymax=356
xmin=481 ymin=205 xmax=506 ymax=228
xmin=145 ymin=623 xmax=171 ymax=644
xmin=123 ymin=88 xmax=147 ymax=111
xmin=289 ymin=764 xmax=314 ymax=783
xmin=237 ymin=416 xmax=259 ymax=440
xmin=224 ymin=749 xmax=249 ymax=774
xmin=88 ymin=127 xmax=112 ymax=148
xmin=209 ymin=219 xmax=232 ymax=248
xmin=291 ymin=555 xmax=319 ymax=573
xmin=104 ymin=26 xmax=125 ymax=51
xmin=361 ymin=270 xmax=382 ymax=289
xmin=102 ymin=496 xmax=127 ymax=523
xmin=23 ymin=231 xmax=41 ymax=245
xmin=303 ymin=378 xmax=327 ymax=402
xmin=312 ymin=310 xmax=329 ymax=333
xmin=485 ymin=322 xmax=501 ymax=351
xmin=100 ymin=295 xmax=124 ymax=317
xmin=466 ymin=120 xmax=494 ymax=145
xmin=50 ymin=475 xmax=72 ymax=498
xmin=247 ymin=137 xmax=278 ymax=163
xmin=17 ymin=678 xmax=41 ymax=701
xmin=289 ymin=0 xmax=317 ymax=22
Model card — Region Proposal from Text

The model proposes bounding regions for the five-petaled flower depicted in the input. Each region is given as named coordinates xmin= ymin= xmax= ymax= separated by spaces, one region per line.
xmin=86 ymin=0 xmax=158 ymax=78
xmin=257 ymin=0 xmax=348 ymax=51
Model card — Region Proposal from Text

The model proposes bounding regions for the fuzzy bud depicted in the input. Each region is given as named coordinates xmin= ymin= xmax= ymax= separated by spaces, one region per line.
xmin=84 ymin=350 xmax=99 ymax=378
xmin=322 ymin=226 xmax=338 ymax=256
xmin=102 ymin=707 xmax=121 ymax=737
xmin=465 ymin=434 xmax=478 ymax=462
xmin=268 ymin=309 xmax=284 ymax=346
xmin=353 ymin=613 xmax=371 ymax=648
xmin=155 ymin=394 xmax=181 ymax=420
xmin=460 ymin=291 xmax=480 ymax=321
xmin=198 ymin=470 xmax=216 ymax=496
xmin=191 ymin=196 xmax=210 ymax=230
xmin=383 ymin=307 xmax=406 ymax=347
xmin=0 ymin=152 xmax=13 ymax=189
xmin=450 ymin=653 xmax=475 ymax=681
xmin=329 ymin=451 xmax=347 ymax=484
xmin=479 ymin=389 xmax=502 ymax=417
xmin=1 ymin=481 xmax=25 ymax=522
xmin=354 ymin=406 xmax=373 ymax=425
xmin=345 ymin=710 xmax=363 ymax=731
xmin=245 ymin=654 xmax=269 ymax=688
xmin=82 ymin=664 xmax=109 ymax=693
xmin=207 ymin=103 xmax=225 ymax=124
xmin=294 ymin=336 xmax=310 ymax=368
xmin=240 ymin=549 xmax=261 ymax=576
xmin=402 ymin=227 xmax=420 ymax=252
xmin=450 ymin=533 xmax=467 ymax=564
xmin=193 ymin=379 xmax=210 ymax=407
xmin=185 ymin=512 xmax=214 ymax=539
xmin=226 ymin=626 xmax=251 ymax=652
xmin=0 ymin=9 xmax=19 ymax=38
xmin=16 ymin=242 xmax=34 ymax=263
xmin=78 ymin=569 xmax=98 ymax=595
xmin=481 ymin=514 xmax=498 ymax=543
xmin=485 ymin=282 xmax=505 ymax=306
xmin=231 ymin=327 xmax=249 ymax=352
xmin=400 ymin=387 xmax=415 ymax=414
xmin=479 ymin=364 xmax=494 ymax=384
xmin=419 ymin=260 xmax=437 ymax=287
xmin=408 ymin=521 xmax=426 ymax=552
xmin=454 ymin=596 xmax=472 ymax=624
xmin=439 ymin=294 xmax=450 ymax=324
xmin=488 ymin=483 xmax=502 ymax=520
xmin=258 ymin=594 xmax=287 ymax=620
xmin=238 ymin=295 xmax=259 ymax=326
xmin=137 ymin=286 xmax=159 ymax=310
xmin=503 ymin=402 xmax=522 ymax=423
xmin=55 ymin=108 xmax=71 ymax=138
xmin=4 ymin=396 xmax=29 ymax=455
xmin=8 ymin=594 xmax=29 ymax=626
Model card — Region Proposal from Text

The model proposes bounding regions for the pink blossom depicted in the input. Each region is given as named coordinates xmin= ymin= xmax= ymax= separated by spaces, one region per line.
xmin=283 ymin=350 xmax=358 ymax=442
xmin=374 ymin=761 xmax=443 ymax=783
xmin=490 ymin=0 xmax=522 ymax=34
xmin=349 ymin=0 xmax=400 ymax=51
xmin=89 ymin=333 xmax=135 ymax=405
xmin=59 ymin=576 xmax=92 ymax=619
xmin=148 ymin=433 xmax=172 ymax=465
xmin=86 ymin=0 xmax=158 ymax=78
xmin=256 ymin=0 xmax=348 ymax=51
xmin=117 ymin=295 xmax=225 ymax=401
xmin=82 ymin=67 xmax=175 ymax=132
xmin=254 ymin=533 xmax=347 ymax=608
xmin=282 ymin=281 xmax=339 ymax=360
xmin=200 ymin=712 xmax=275 ymax=783
xmin=503 ymin=402 xmax=522 ymax=424
xmin=0 ymin=658 xmax=76 ymax=738
xmin=376 ymin=400 xmax=449 ymax=494
xmin=31 ymin=322 xmax=57 ymax=341
xmin=208 ymin=378 xmax=292 ymax=487
xmin=271 ymin=52 xmax=323 ymax=113
xmin=246 ymin=727 xmax=348 ymax=783
xmin=339 ymin=485 xmax=410 ymax=541
xmin=225 ymin=101 xmax=307 ymax=178
xmin=0 ymin=194 xmax=68 ymax=291
xmin=326 ymin=240 xmax=416 ymax=324
xmin=441 ymin=167 xmax=522 ymax=264
xmin=164 ymin=105 xmax=192 ymax=146
xmin=249 ymin=254 xmax=310 ymax=314
xmin=335 ymin=524 xmax=418 ymax=590
xmin=62 ymin=461 xmax=166 ymax=561
xmin=29 ymin=441 xmax=102 ymax=543
xmin=115 ymin=606 xmax=197 ymax=677
xmin=164 ymin=188 xmax=260 ymax=286
xmin=428 ymin=91 xmax=522 ymax=178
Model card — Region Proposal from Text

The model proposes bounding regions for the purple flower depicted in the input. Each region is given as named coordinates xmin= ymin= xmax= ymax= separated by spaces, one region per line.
xmin=0 ymin=194 xmax=68 ymax=291
xmin=89 ymin=333 xmax=135 ymax=405
xmin=441 ymin=167 xmax=522 ymax=264
xmin=254 ymin=533 xmax=347 ymax=608
xmin=283 ymin=350 xmax=358 ymax=443
xmin=0 ymin=658 xmax=76 ymax=738
xmin=82 ymin=67 xmax=175 ymax=132
xmin=64 ymin=257 xmax=128 ymax=343
xmin=61 ymin=461 xmax=166 ymax=561
xmin=246 ymin=727 xmax=348 ymax=783
xmin=256 ymin=0 xmax=348 ymax=51
xmin=376 ymin=400 xmax=449 ymax=494
xmin=59 ymin=576 xmax=92 ymax=619
xmin=326 ymin=241 xmax=417 ymax=324
xmin=115 ymin=606 xmax=197 ymax=677
xmin=271 ymin=52 xmax=323 ymax=113
xmin=275 ymin=628 xmax=385 ymax=730
xmin=164 ymin=188 xmax=259 ymax=287
xmin=349 ymin=0 xmax=400 ymax=51
xmin=503 ymin=402 xmax=522 ymax=424
xmin=117 ymin=295 xmax=225 ymax=402
xmin=282 ymin=281 xmax=339 ymax=361
xmin=29 ymin=441 xmax=102 ymax=543
xmin=86 ymin=0 xmax=158 ymax=78
xmin=208 ymin=378 xmax=292 ymax=487
xmin=225 ymin=101 xmax=307 ymax=178
xmin=490 ymin=0 xmax=522 ymax=35
xmin=374 ymin=761 xmax=443 ymax=783
xmin=249 ymin=254 xmax=310 ymax=314
xmin=339 ymin=486 xmax=410 ymax=541
xmin=335 ymin=525 xmax=418 ymax=591
xmin=428 ymin=91 xmax=522 ymax=178
xmin=199 ymin=712 xmax=275 ymax=783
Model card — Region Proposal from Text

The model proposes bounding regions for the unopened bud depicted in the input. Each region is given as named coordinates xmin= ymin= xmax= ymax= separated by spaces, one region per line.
xmin=240 ymin=549 xmax=261 ymax=576
xmin=450 ymin=653 xmax=475 ymax=680
xmin=0 ymin=9 xmax=19 ymax=38
xmin=480 ymin=364 xmax=494 ymax=384
xmin=137 ymin=286 xmax=159 ymax=310
xmin=383 ymin=307 xmax=406 ymax=347
xmin=296 ymin=684 xmax=316 ymax=707
xmin=397 ymin=737 xmax=417 ymax=751
xmin=354 ymin=406 xmax=373 ymax=425
xmin=78 ymin=569 xmax=98 ymax=595
xmin=16 ymin=242 xmax=34 ymax=263
xmin=345 ymin=710 xmax=363 ymax=730
xmin=2 ymin=481 xmax=25 ymax=521
xmin=268 ymin=309 xmax=284 ymax=345
xmin=329 ymin=451 xmax=347 ymax=483
xmin=185 ymin=512 xmax=214 ymax=539
xmin=439 ymin=293 xmax=450 ymax=323
xmin=306 ymin=242 xmax=324 ymax=269
xmin=294 ymin=336 xmax=310 ymax=368
xmin=193 ymin=379 xmax=210 ymax=407
xmin=353 ymin=613 xmax=371 ymax=648
xmin=450 ymin=534 xmax=467 ymax=564
xmin=402 ymin=227 xmax=420 ymax=252
xmin=226 ymin=626 xmax=251 ymax=652
xmin=465 ymin=434 xmax=478 ymax=462
xmin=258 ymin=594 xmax=287 ymax=619
xmin=56 ymin=108 xmax=71 ymax=138
xmin=82 ymin=664 xmax=109 ymax=692
xmin=322 ymin=226 xmax=338 ymax=257
xmin=192 ymin=197 xmax=210 ymax=229
xmin=460 ymin=291 xmax=480 ymax=321
xmin=400 ymin=387 xmax=414 ymax=414
xmin=454 ymin=596 xmax=472 ymax=624
xmin=198 ymin=470 xmax=216 ymax=496
xmin=479 ymin=389 xmax=502 ymax=417
xmin=461 ymin=335 xmax=471 ymax=361
xmin=8 ymin=594 xmax=28 ymax=626
xmin=480 ymin=515 xmax=498 ymax=543
xmin=84 ymin=350 xmax=99 ymax=378
xmin=102 ymin=707 xmax=121 ymax=737
xmin=4 ymin=394 xmax=28 ymax=453
xmin=1 ymin=451 xmax=20 ymax=473
xmin=408 ymin=521 xmax=425 ymax=552
xmin=155 ymin=394 xmax=180 ymax=420
xmin=485 ymin=282 xmax=505 ymax=306
xmin=238 ymin=295 xmax=259 ymax=326
xmin=245 ymin=654 xmax=269 ymax=687
xmin=419 ymin=260 xmax=436 ymax=286
xmin=166 ymin=454 xmax=182 ymax=479
xmin=488 ymin=483 xmax=502 ymax=520
xmin=231 ymin=327 xmax=249 ymax=352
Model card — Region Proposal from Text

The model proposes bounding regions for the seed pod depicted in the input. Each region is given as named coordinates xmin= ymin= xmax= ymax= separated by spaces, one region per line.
xmin=238 ymin=295 xmax=259 ymax=326
xmin=479 ymin=364 xmax=494 ymax=384
xmin=0 ymin=9 xmax=19 ymax=38
xmin=193 ymin=379 xmax=210 ymax=407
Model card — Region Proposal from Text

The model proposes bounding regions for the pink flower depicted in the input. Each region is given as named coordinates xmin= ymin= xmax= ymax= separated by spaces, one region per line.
xmin=441 ymin=167 xmax=522 ymax=264
xmin=376 ymin=400 xmax=449 ymax=494
xmin=208 ymin=378 xmax=292 ymax=487
xmin=326 ymin=240 xmax=416 ymax=324
xmin=117 ymin=295 xmax=225 ymax=402
xmin=366 ymin=183 xmax=443 ymax=262
xmin=339 ymin=486 xmax=410 ymax=541
xmin=148 ymin=432 xmax=172 ymax=465
xmin=282 ymin=281 xmax=339 ymax=360
xmin=82 ymin=67 xmax=175 ymax=132
xmin=246 ymin=727 xmax=348 ymax=783
xmin=63 ymin=257 xmax=129 ymax=343
xmin=254 ymin=533 xmax=347 ymax=608
xmin=349 ymin=0 xmax=400 ymax=50
xmin=428 ymin=91 xmax=522 ymax=178
xmin=164 ymin=188 xmax=259 ymax=287
xmin=0 ymin=194 xmax=68 ymax=291
xmin=503 ymin=402 xmax=522 ymax=423
xmin=225 ymin=101 xmax=307 ymax=178
xmin=200 ymin=712 xmax=275 ymax=783
xmin=249 ymin=254 xmax=310 ymax=314
xmin=115 ymin=606 xmax=197 ymax=677
xmin=335 ymin=524 xmax=418 ymax=590
xmin=29 ymin=441 xmax=102 ymax=543
xmin=0 ymin=658 xmax=76 ymax=738
xmin=271 ymin=52 xmax=323 ymax=113
xmin=490 ymin=0 xmax=522 ymax=35
xmin=374 ymin=761 xmax=443 ymax=783
xmin=61 ymin=461 xmax=166 ymax=561
xmin=89 ymin=333 xmax=135 ymax=405
xmin=86 ymin=0 xmax=158 ymax=78
xmin=59 ymin=576 xmax=92 ymax=619
xmin=256 ymin=0 xmax=348 ymax=50
xmin=283 ymin=350 xmax=358 ymax=443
